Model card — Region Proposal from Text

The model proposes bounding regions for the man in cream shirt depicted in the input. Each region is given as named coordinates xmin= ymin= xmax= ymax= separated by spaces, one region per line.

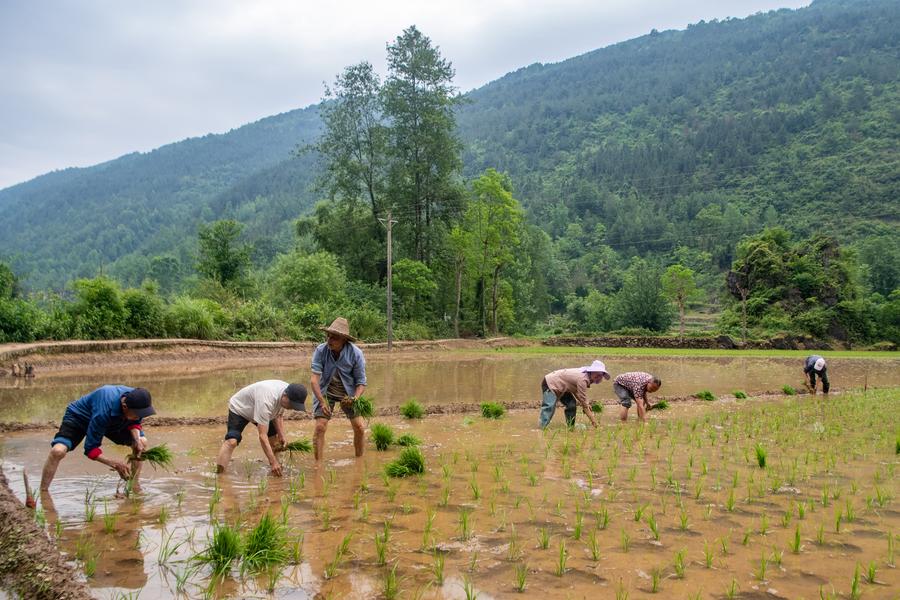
xmin=216 ymin=380 xmax=307 ymax=476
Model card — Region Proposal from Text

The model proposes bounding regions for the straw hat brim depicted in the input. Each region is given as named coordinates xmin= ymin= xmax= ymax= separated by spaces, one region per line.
xmin=320 ymin=326 xmax=356 ymax=342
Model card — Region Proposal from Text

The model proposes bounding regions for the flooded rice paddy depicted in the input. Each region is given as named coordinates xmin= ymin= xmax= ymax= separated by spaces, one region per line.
xmin=0 ymin=352 xmax=898 ymax=599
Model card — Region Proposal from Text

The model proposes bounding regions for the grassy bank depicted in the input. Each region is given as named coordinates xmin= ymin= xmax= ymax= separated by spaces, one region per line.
xmin=494 ymin=345 xmax=900 ymax=359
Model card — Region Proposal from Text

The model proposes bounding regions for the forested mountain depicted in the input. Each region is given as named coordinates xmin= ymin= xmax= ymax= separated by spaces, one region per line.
xmin=0 ymin=0 xmax=897 ymax=292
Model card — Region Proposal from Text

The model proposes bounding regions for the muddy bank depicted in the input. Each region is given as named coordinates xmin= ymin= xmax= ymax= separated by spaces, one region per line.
xmin=0 ymin=389 xmax=821 ymax=433
xmin=0 ymin=337 xmax=530 ymax=377
xmin=0 ymin=469 xmax=91 ymax=599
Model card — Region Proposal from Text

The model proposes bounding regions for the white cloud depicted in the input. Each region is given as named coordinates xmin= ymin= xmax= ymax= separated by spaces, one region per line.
xmin=0 ymin=0 xmax=810 ymax=189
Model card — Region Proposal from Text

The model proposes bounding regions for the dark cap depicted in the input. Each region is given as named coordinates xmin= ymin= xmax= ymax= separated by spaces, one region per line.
xmin=284 ymin=383 xmax=307 ymax=411
xmin=123 ymin=388 xmax=155 ymax=419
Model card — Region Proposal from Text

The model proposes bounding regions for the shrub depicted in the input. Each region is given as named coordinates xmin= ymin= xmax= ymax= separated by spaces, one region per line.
xmin=733 ymin=390 xmax=748 ymax=399
xmin=164 ymin=297 xmax=220 ymax=339
xmin=0 ymin=298 xmax=46 ymax=343
xmin=695 ymin=390 xmax=715 ymax=402
xmin=371 ymin=423 xmax=394 ymax=451
xmin=394 ymin=320 xmax=434 ymax=340
xmin=782 ymin=385 xmax=796 ymax=395
xmin=481 ymin=402 xmax=505 ymax=419
xmin=68 ymin=277 xmax=126 ymax=339
xmin=400 ymin=400 xmax=424 ymax=419
xmin=122 ymin=287 xmax=166 ymax=338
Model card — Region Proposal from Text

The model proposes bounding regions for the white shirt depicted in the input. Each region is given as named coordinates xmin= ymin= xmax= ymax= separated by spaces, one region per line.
xmin=228 ymin=380 xmax=287 ymax=425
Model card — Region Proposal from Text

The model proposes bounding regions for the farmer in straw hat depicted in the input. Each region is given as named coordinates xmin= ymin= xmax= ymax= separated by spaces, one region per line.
xmin=40 ymin=385 xmax=156 ymax=491
xmin=311 ymin=317 xmax=367 ymax=461
xmin=539 ymin=360 xmax=610 ymax=429
xmin=803 ymin=355 xmax=830 ymax=395
xmin=215 ymin=380 xmax=308 ymax=477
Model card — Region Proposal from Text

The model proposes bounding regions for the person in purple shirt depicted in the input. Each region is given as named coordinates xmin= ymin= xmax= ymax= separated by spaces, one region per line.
xmin=40 ymin=385 xmax=155 ymax=491
xmin=310 ymin=317 xmax=367 ymax=461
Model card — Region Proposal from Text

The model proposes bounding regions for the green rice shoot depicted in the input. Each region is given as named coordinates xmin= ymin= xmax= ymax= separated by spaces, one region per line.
xmin=695 ymin=390 xmax=715 ymax=402
xmin=371 ymin=423 xmax=395 ymax=451
xmin=136 ymin=444 xmax=174 ymax=470
xmin=400 ymin=399 xmax=425 ymax=419
xmin=195 ymin=522 xmax=243 ymax=576
xmin=733 ymin=390 xmax=748 ymax=399
xmin=285 ymin=439 xmax=313 ymax=454
xmin=650 ymin=400 xmax=669 ymax=410
xmin=396 ymin=433 xmax=421 ymax=447
xmin=352 ymin=395 xmax=375 ymax=419
xmin=481 ymin=402 xmax=505 ymax=419
xmin=385 ymin=447 xmax=426 ymax=478
xmin=782 ymin=385 xmax=796 ymax=395
xmin=590 ymin=402 xmax=603 ymax=413
xmin=242 ymin=513 xmax=287 ymax=573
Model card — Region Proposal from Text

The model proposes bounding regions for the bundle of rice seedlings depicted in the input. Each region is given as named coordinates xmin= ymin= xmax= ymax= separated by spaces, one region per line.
xmin=782 ymin=385 xmax=796 ymax=396
xmin=242 ymin=513 xmax=287 ymax=573
xmin=733 ymin=390 xmax=748 ymax=399
xmin=694 ymin=390 xmax=715 ymax=402
xmin=135 ymin=444 xmax=174 ymax=470
xmin=371 ymin=423 xmax=395 ymax=451
xmin=385 ymin=447 xmax=426 ymax=478
xmin=590 ymin=402 xmax=603 ymax=413
xmin=481 ymin=402 xmax=505 ymax=419
xmin=649 ymin=400 xmax=669 ymax=411
xmin=400 ymin=400 xmax=425 ymax=419
xmin=396 ymin=433 xmax=421 ymax=447
xmin=195 ymin=522 xmax=243 ymax=576
xmin=285 ymin=439 xmax=313 ymax=454
xmin=352 ymin=395 xmax=375 ymax=419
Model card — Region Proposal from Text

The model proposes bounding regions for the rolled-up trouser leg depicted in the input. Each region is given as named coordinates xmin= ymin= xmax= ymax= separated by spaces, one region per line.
xmin=539 ymin=389 xmax=558 ymax=428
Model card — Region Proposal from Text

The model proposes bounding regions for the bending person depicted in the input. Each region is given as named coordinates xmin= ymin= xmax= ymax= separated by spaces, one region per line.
xmin=41 ymin=385 xmax=155 ymax=491
xmin=216 ymin=380 xmax=307 ymax=477
xmin=310 ymin=317 xmax=367 ymax=461
xmin=803 ymin=355 xmax=829 ymax=395
xmin=613 ymin=372 xmax=662 ymax=422
xmin=539 ymin=360 xmax=610 ymax=429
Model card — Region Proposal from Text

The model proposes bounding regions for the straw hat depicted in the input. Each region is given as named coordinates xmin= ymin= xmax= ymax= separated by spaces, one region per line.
xmin=582 ymin=360 xmax=610 ymax=380
xmin=321 ymin=317 xmax=356 ymax=342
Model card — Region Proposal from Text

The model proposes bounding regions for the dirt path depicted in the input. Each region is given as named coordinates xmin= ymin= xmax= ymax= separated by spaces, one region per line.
xmin=0 ymin=469 xmax=92 ymax=599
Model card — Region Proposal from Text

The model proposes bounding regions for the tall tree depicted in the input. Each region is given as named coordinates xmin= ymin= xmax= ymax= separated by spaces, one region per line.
xmin=315 ymin=62 xmax=389 ymax=219
xmin=662 ymin=264 xmax=698 ymax=340
xmin=197 ymin=220 xmax=251 ymax=289
xmin=383 ymin=25 xmax=463 ymax=262
xmin=615 ymin=259 xmax=674 ymax=332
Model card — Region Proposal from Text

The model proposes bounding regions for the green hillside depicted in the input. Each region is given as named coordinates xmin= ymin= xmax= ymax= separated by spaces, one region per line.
xmin=0 ymin=0 xmax=897 ymax=292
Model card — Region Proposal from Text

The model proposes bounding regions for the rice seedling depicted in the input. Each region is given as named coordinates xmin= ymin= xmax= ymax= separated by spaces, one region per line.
xmin=782 ymin=385 xmax=796 ymax=395
xmin=158 ymin=528 xmax=185 ymax=565
xmin=849 ymin=563 xmax=861 ymax=600
xmin=396 ymin=433 xmax=421 ymax=447
xmin=102 ymin=502 xmax=117 ymax=534
xmin=469 ymin=550 xmax=479 ymax=572
xmin=458 ymin=507 xmax=473 ymax=541
xmin=514 ymin=562 xmax=527 ymax=592
xmin=284 ymin=438 xmax=313 ymax=454
xmin=888 ymin=532 xmax=895 ymax=567
xmin=725 ymin=487 xmax=736 ymax=512
xmin=733 ymin=390 xmax=747 ymax=399
xmin=674 ymin=548 xmax=686 ymax=578
xmin=616 ymin=579 xmax=629 ymax=600
xmin=481 ymin=402 xmax=505 ymax=419
xmin=790 ymin=523 xmax=802 ymax=553
xmin=725 ymin=578 xmax=739 ymax=600
xmin=590 ymin=402 xmax=603 ymax=413
xmin=374 ymin=530 xmax=388 ymax=565
xmin=865 ymin=560 xmax=877 ymax=584
xmin=703 ymin=541 xmax=714 ymax=568
xmin=834 ymin=509 xmax=842 ymax=533
xmin=634 ymin=503 xmax=649 ymax=522
xmin=242 ymin=513 xmax=287 ymax=574
xmin=621 ymin=528 xmax=630 ymax=552
xmin=352 ymin=395 xmax=375 ymax=419
xmin=290 ymin=532 xmax=304 ymax=563
xmin=195 ymin=522 xmax=242 ymax=576
xmin=587 ymin=529 xmax=601 ymax=561
xmin=678 ymin=508 xmax=690 ymax=531
xmin=555 ymin=540 xmax=567 ymax=576
xmin=431 ymin=551 xmax=445 ymax=584
xmin=469 ymin=478 xmax=482 ymax=500
xmin=439 ymin=485 xmax=450 ymax=507
xmin=84 ymin=500 xmax=96 ymax=523
xmin=759 ymin=512 xmax=769 ymax=535
xmin=650 ymin=567 xmax=661 ymax=593
xmin=400 ymin=399 xmax=424 ymax=419
xmin=383 ymin=562 xmax=400 ymax=599
xmin=844 ymin=499 xmax=855 ymax=522
xmin=137 ymin=444 xmax=175 ymax=469
xmin=538 ymin=527 xmax=550 ymax=549
xmin=755 ymin=443 xmax=767 ymax=468
xmin=646 ymin=513 xmax=660 ymax=541
xmin=371 ymin=423 xmax=395 ymax=451
xmin=816 ymin=523 xmax=825 ymax=545
xmin=742 ymin=529 xmax=752 ymax=546
xmin=771 ymin=547 xmax=783 ymax=568
xmin=462 ymin=575 xmax=478 ymax=600
xmin=385 ymin=446 xmax=426 ymax=477
xmin=695 ymin=390 xmax=715 ymax=402
xmin=596 ymin=505 xmax=610 ymax=530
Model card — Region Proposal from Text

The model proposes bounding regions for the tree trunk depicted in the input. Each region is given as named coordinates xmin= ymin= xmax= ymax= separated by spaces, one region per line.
xmin=678 ymin=300 xmax=685 ymax=341
xmin=491 ymin=264 xmax=501 ymax=336
xmin=454 ymin=260 xmax=463 ymax=338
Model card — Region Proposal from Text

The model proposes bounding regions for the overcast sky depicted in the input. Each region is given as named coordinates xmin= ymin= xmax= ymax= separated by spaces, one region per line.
xmin=0 ymin=0 xmax=811 ymax=190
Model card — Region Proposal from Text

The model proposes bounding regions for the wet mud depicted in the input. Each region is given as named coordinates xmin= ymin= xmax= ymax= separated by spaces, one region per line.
xmin=1 ymin=389 xmax=898 ymax=599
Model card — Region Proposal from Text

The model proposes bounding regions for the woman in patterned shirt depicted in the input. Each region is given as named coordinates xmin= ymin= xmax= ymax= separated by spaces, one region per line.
xmin=612 ymin=371 xmax=662 ymax=422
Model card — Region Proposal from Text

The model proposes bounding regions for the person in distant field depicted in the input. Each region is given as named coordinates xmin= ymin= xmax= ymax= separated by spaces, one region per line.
xmin=803 ymin=355 xmax=830 ymax=394
xmin=613 ymin=372 xmax=662 ymax=422
xmin=310 ymin=317 xmax=367 ymax=461
xmin=539 ymin=360 xmax=610 ymax=429
xmin=40 ymin=385 xmax=155 ymax=491
xmin=216 ymin=380 xmax=307 ymax=476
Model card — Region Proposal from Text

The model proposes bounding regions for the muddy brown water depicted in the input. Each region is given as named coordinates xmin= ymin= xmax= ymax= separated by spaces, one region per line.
xmin=0 ymin=354 xmax=898 ymax=599
xmin=1 ymin=352 xmax=898 ymax=423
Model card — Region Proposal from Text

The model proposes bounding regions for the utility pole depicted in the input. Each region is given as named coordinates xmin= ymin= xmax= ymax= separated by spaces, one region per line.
xmin=378 ymin=209 xmax=398 ymax=351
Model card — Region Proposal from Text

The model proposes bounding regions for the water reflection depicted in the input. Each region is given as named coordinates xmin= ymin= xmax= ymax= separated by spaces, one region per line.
xmin=1 ymin=353 xmax=898 ymax=423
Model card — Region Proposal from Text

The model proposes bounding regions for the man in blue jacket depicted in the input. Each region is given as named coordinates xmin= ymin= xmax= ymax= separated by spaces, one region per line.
xmin=40 ymin=385 xmax=155 ymax=491
xmin=310 ymin=317 xmax=367 ymax=462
